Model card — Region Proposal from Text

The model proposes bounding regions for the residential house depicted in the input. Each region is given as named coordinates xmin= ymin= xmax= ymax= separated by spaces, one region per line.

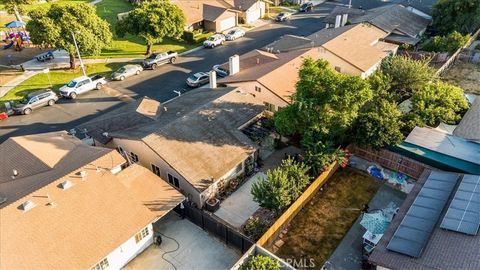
xmin=172 ymin=0 xmax=265 ymax=32
xmin=393 ymin=126 xmax=480 ymax=175
xmin=79 ymin=87 xmax=266 ymax=208
xmin=0 ymin=131 xmax=184 ymax=270
xmin=369 ymin=170 xmax=480 ymax=270
xmin=453 ymin=97 xmax=480 ymax=143
xmin=326 ymin=4 xmax=431 ymax=46
xmin=218 ymin=24 xmax=397 ymax=109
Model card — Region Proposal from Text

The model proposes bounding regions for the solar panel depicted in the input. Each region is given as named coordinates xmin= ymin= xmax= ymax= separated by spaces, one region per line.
xmin=440 ymin=174 xmax=480 ymax=236
xmin=387 ymin=171 xmax=459 ymax=257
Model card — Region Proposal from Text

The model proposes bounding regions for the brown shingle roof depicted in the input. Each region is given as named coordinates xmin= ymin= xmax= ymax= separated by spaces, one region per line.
xmin=0 ymin=150 xmax=182 ymax=270
xmin=453 ymin=97 xmax=480 ymax=142
xmin=172 ymin=0 xmax=233 ymax=25
xmin=369 ymin=170 xmax=480 ymax=270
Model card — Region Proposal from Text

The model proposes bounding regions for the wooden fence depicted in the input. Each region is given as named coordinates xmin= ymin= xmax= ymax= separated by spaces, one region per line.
xmin=436 ymin=27 xmax=480 ymax=76
xmin=256 ymin=161 xmax=339 ymax=248
xmin=348 ymin=145 xmax=429 ymax=179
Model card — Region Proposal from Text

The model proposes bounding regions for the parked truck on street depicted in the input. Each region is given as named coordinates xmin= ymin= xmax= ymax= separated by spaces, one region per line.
xmin=59 ymin=75 xmax=107 ymax=99
xmin=143 ymin=51 xmax=178 ymax=69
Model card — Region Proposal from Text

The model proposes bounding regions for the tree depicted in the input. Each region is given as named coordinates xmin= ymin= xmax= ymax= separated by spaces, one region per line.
xmin=303 ymin=141 xmax=344 ymax=176
xmin=274 ymin=59 xmax=373 ymax=144
xmin=27 ymin=4 xmax=112 ymax=69
xmin=240 ymin=255 xmax=280 ymax=270
xmin=381 ymin=56 xmax=437 ymax=100
xmin=251 ymin=159 xmax=310 ymax=213
xmin=116 ymin=1 xmax=186 ymax=55
xmin=432 ymin=0 xmax=480 ymax=35
xmin=4 ymin=0 xmax=33 ymax=22
xmin=352 ymin=99 xmax=404 ymax=149
xmin=422 ymin=31 xmax=471 ymax=54
xmin=405 ymin=82 xmax=469 ymax=129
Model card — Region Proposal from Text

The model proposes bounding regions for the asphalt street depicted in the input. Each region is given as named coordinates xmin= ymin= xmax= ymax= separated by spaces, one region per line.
xmin=0 ymin=0 xmax=427 ymax=142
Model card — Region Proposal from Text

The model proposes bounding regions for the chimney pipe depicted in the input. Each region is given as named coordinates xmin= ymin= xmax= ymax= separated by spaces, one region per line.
xmin=229 ymin=55 xmax=240 ymax=75
xmin=335 ymin=15 xmax=341 ymax=28
xmin=341 ymin=14 xmax=348 ymax=26
xmin=209 ymin=71 xmax=217 ymax=89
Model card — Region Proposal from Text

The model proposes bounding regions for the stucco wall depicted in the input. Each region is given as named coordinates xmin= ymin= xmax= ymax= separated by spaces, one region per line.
xmin=111 ymin=138 xmax=202 ymax=207
xmin=91 ymin=224 xmax=153 ymax=270
xmin=225 ymin=81 xmax=289 ymax=110
xmin=316 ymin=47 xmax=365 ymax=77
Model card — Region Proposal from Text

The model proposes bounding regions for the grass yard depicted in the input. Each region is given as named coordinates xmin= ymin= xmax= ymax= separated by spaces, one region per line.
xmin=275 ymin=168 xmax=382 ymax=268
xmin=0 ymin=62 xmax=125 ymax=101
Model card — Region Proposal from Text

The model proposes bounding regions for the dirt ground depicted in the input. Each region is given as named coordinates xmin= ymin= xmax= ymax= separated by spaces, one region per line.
xmin=442 ymin=61 xmax=480 ymax=95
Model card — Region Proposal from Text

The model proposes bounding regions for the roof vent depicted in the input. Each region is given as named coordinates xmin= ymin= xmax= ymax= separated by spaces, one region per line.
xmin=20 ymin=200 xmax=36 ymax=212
xmin=79 ymin=171 xmax=87 ymax=179
xmin=60 ymin=180 xmax=74 ymax=190
xmin=46 ymin=201 xmax=56 ymax=208
xmin=102 ymin=132 xmax=109 ymax=138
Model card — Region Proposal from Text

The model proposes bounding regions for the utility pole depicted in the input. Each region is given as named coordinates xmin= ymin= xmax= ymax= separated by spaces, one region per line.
xmin=71 ymin=31 xmax=86 ymax=77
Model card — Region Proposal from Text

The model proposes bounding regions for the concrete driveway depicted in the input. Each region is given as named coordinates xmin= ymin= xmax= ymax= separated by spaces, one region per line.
xmin=125 ymin=212 xmax=241 ymax=270
xmin=215 ymin=172 xmax=265 ymax=228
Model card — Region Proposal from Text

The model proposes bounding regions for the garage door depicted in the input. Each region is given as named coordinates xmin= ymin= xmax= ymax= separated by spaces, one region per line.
xmin=220 ymin=16 xmax=236 ymax=31
xmin=246 ymin=8 xmax=261 ymax=23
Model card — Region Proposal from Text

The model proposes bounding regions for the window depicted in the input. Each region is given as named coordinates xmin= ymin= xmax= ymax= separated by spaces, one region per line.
xmin=117 ymin=146 xmax=124 ymax=154
xmin=263 ymin=102 xmax=276 ymax=112
xmin=334 ymin=66 xmax=342 ymax=72
xmin=255 ymin=86 xmax=261 ymax=92
xmin=234 ymin=162 xmax=243 ymax=174
xmin=129 ymin=152 xmax=139 ymax=163
xmin=168 ymin=173 xmax=180 ymax=188
xmin=151 ymin=164 xmax=161 ymax=176
xmin=134 ymin=227 xmax=150 ymax=243
xmin=91 ymin=258 xmax=109 ymax=270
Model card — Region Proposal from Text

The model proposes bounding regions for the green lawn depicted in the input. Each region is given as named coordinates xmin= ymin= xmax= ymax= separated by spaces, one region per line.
xmin=0 ymin=62 xmax=125 ymax=102
xmin=275 ymin=168 xmax=383 ymax=268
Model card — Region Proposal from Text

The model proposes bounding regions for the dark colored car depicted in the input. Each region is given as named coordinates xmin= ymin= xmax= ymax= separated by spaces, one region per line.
xmin=299 ymin=2 xmax=313 ymax=12
xmin=213 ymin=65 xmax=229 ymax=77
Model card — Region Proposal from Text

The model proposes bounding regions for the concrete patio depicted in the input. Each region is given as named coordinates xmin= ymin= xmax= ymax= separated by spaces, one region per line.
xmin=215 ymin=172 xmax=265 ymax=228
xmin=124 ymin=212 xmax=241 ymax=270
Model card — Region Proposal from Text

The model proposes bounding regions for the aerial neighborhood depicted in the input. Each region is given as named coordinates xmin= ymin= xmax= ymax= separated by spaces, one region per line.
xmin=0 ymin=0 xmax=479 ymax=269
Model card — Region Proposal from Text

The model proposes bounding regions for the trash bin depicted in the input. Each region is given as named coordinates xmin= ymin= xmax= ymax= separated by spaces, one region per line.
xmin=0 ymin=112 xmax=8 ymax=121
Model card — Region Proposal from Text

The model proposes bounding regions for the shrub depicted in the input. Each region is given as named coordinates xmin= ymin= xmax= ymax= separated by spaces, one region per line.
xmin=240 ymin=255 xmax=280 ymax=270
xmin=303 ymin=141 xmax=344 ymax=176
xmin=422 ymin=31 xmax=471 ymax=54
xmin=182 ymin=31 xmax=213 ymax=44
xmin=244 ymin=217 xmax=268 ymax=240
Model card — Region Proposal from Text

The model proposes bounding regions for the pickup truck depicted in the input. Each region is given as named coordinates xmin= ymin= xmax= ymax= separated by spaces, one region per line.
xmin=59 ymin=75 xmax=107 ymax=99
xmin=143 ymin=51 xmax=177 ymax=69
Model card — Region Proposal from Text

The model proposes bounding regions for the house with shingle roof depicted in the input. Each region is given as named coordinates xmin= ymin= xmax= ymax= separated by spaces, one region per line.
xmin=453 ymin=97 xmax=480 ymax=143
xmin=0 ymin=131 xmax=184 ymax=270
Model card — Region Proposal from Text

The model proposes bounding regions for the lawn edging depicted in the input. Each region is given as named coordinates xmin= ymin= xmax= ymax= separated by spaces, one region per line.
xmin=256 ymin=161 xmax=339 ymax=248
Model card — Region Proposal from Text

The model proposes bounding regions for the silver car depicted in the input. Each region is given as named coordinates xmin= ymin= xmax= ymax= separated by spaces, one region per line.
xmin=14 ymin=90 xmax=58 ymax=115
xmin=186 ymin=72 xmax=209 ymax=88
xmin=225 ymin=28 xmax=246 ymax=41
xmin=111 ymin=64 xmax=143 ymax=81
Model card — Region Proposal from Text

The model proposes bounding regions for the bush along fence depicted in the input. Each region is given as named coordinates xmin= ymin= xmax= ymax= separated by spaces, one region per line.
xmin=256 ymin=161 xmax=339 ymax=249
xmin=436 ymin=27 xmax=480 ymax=76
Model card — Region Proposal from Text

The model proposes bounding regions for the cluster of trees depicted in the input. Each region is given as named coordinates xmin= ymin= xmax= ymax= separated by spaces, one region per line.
xmin=19 ymin=0 xmax=186 ymax=68
xmin=251 ymin=158 xmax=310 ymax=213
xmin=432 ymin=0 xmax=480 ymax=35
xmin=274 ymin=56 xmax=469 ymax=152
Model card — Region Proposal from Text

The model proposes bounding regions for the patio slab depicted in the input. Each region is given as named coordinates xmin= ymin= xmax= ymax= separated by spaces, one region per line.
xmin=324 ymin=184 xmax=407 ymax=270
xmin=124 ymin=212 xmax=241 ymax=270
xmin=215 ymin=172 xmax=264 ymax=228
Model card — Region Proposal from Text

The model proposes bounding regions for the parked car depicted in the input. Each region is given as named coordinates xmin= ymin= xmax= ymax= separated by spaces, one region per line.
xmin=186 ymin=72 xmax=209 ymax=87
xmin=59 ymin=75 xmax=107 ymax=99
xmin=36 ymin=51 xmax=54 ymax=62
xmin=203 ymin=34 xmax=226 ymax=48
xmin=299 ymin=2 xmax=313 ymax=12
xmin=14 ymin=90 xmax=58 ymax=115
xmin=275 ymin=12 xmax=291 ymax=22
xmin=212 ymin=65 xmax=229 ymax=77
xmin=225 ymin=28 xmax=246 ymax=41
xmin=143 ymin=51 xmax=178 ymax=69
xmin=111 ymin=64 xmax=143 ymax=81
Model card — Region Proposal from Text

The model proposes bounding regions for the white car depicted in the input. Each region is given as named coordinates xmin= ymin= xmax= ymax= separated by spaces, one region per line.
xmin=276 ymin=12 xmax=292 ymax=22
xmin=225 ymin=28 xmax=245 ymax=41
xmin=203 ymin=34 xmax=226 ymax=48
xmin=59 ymin=75 xmax=107 ymax=99
xmin=111 ymin=64 xmax=143 ymax=81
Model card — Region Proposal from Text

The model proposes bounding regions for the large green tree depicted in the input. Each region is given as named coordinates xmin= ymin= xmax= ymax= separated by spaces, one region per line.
xmin=27 ymin=4 xmax=112 ymax=69
xmin=405 ymin=82 xmax=469 ymax=129
xmin=275 ymin=59 xmax=373 ymax=144
xmin=303 ymin=141 xmax=344 ymax=176
xmin=432 ymin=0 xmax=480 ymax=35
xmin=352 ymin=99 xmax=404 ymax=149
xmin=116 ymin=1 xmax=186 ymax=55
xmin=381 ymin=56 xmax=437 ymax=100
xmin=4 ymin=0 xmax=33 ymax=22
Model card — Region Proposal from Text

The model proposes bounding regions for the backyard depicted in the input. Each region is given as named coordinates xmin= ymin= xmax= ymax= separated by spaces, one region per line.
xmin=0 ymin=62 xmax=125 ymax=101
xmin=275 ymin=168 xmax=383 ymax=269
xmin=442 ymin=60 xmax=480 ymax=95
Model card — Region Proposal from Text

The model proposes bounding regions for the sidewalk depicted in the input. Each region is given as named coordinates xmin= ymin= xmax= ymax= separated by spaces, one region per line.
xmin=0 ymin=70 xmax=38 ymax=98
